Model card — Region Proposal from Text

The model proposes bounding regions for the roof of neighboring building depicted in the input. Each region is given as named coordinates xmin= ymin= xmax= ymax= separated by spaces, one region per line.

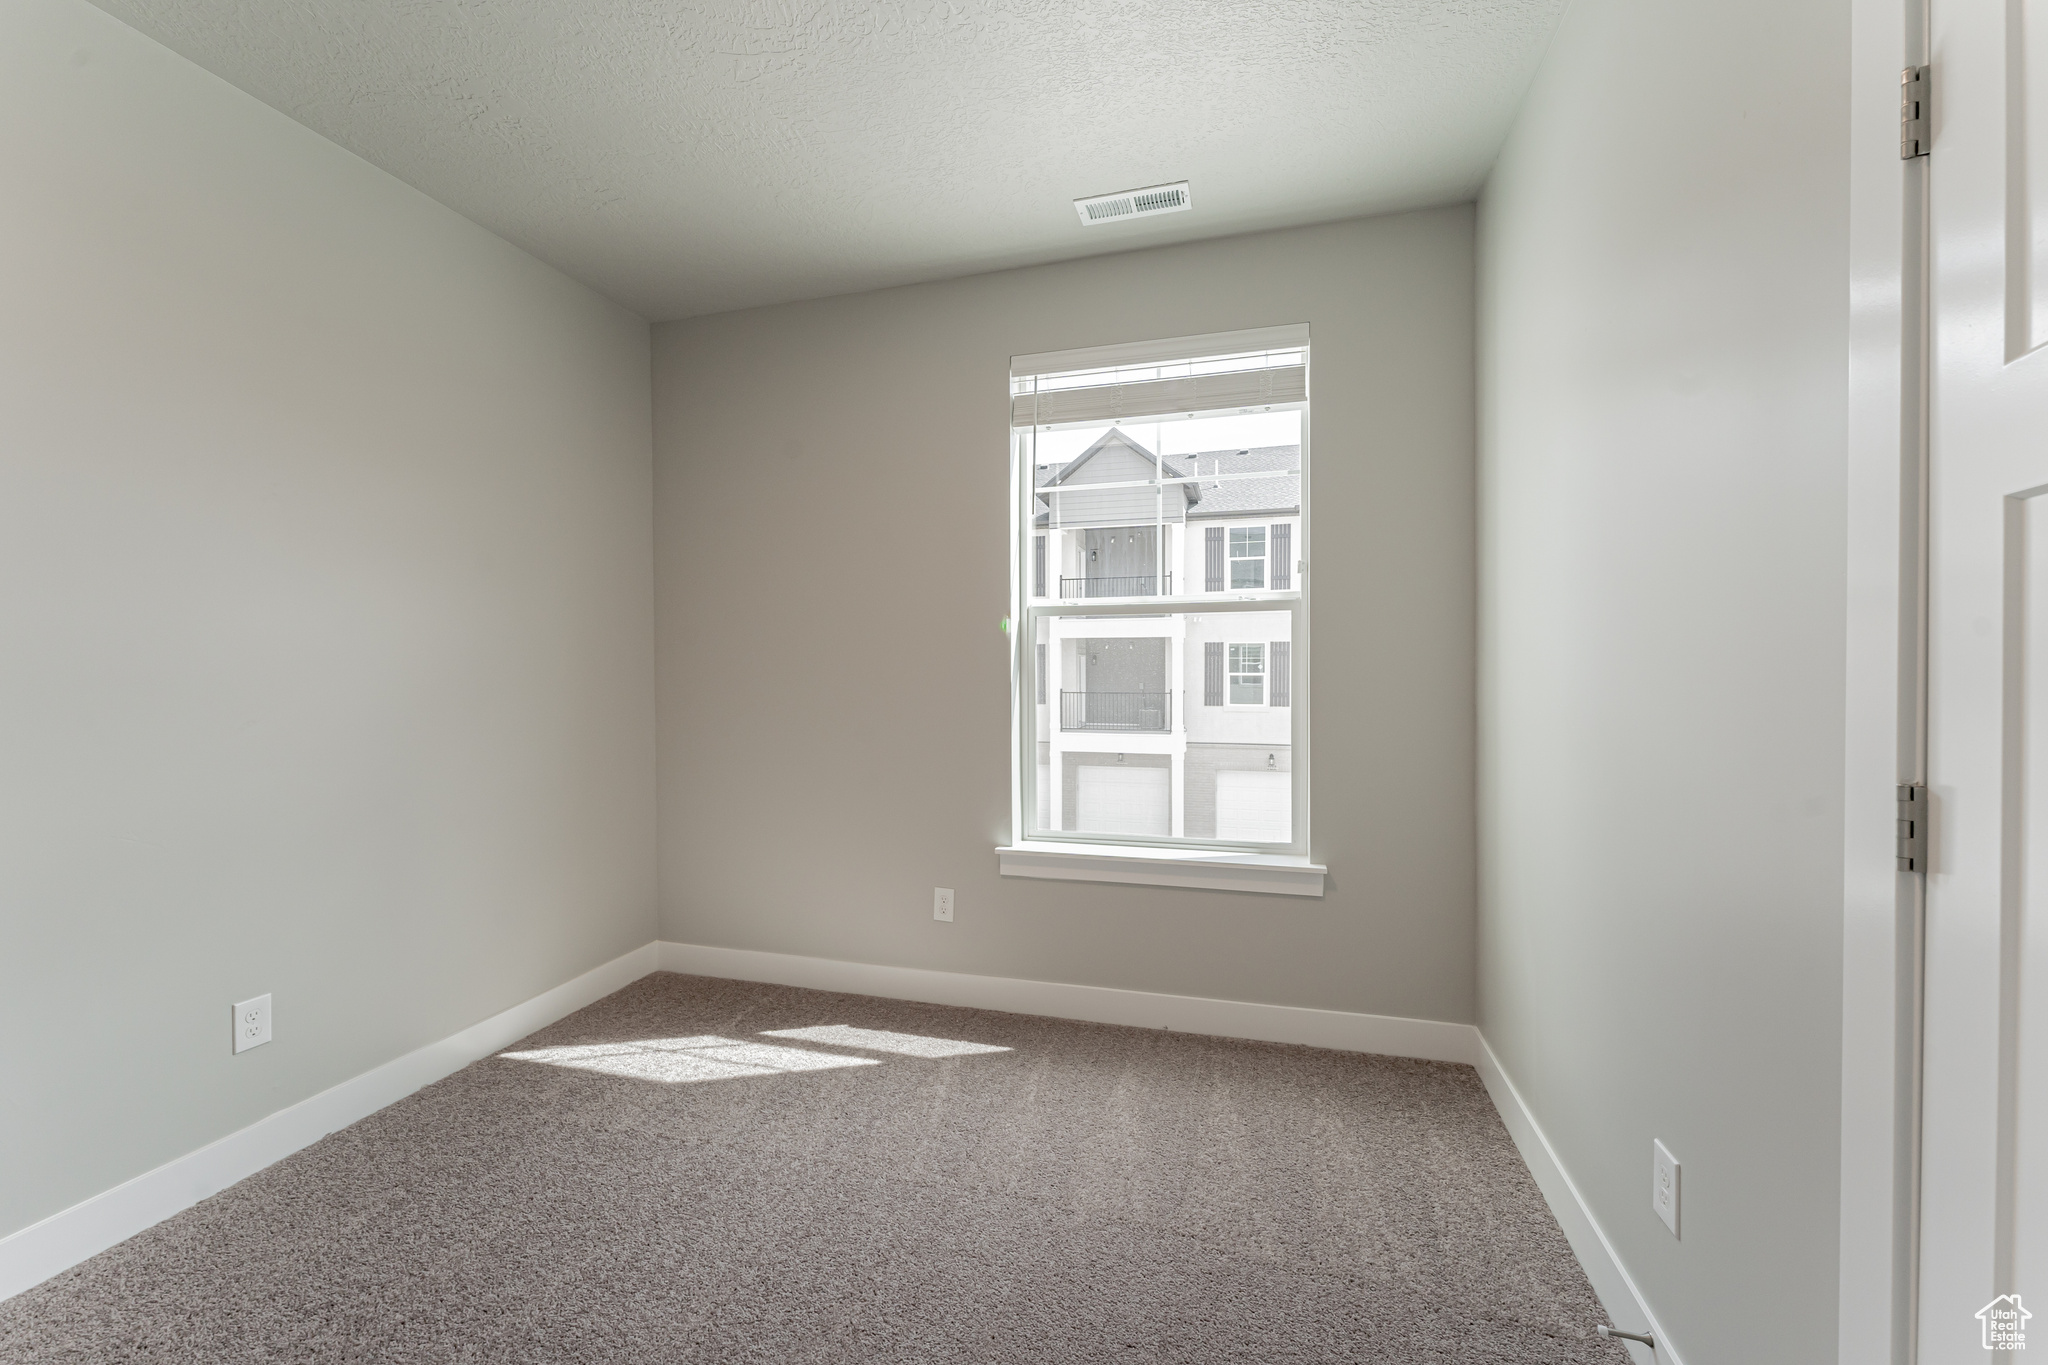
xmin=1033 ymin=427 xmax=1200 ymax=527
xmin=1178 ymin=444 xmax=1301 ymax=519
xmin=1038 ymin=427 xmax=1195 ymax=490
xmin=1032 ymin=435 xmax=1302 ymax=527
xmin=1034 ymin=433 xmax=1300 ymax=525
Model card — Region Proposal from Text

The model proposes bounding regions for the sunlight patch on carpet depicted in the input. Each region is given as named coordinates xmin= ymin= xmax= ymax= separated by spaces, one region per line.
xmin=761 ymin=1024 xmax=1012 ymax=1059
xmin=501 ymin=1036 xmax=881 ymax=1084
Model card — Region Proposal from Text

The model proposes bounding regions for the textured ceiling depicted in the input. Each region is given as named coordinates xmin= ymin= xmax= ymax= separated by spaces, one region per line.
xmin=86 ymin=0 xmax=1567 ymax=320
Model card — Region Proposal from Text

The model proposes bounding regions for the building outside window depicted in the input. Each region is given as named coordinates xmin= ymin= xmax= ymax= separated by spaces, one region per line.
xmin=1010 ymin=325 xmax=1307 ymax=852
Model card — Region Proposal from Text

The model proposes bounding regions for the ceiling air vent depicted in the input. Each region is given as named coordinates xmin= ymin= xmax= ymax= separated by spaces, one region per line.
xmin=1073 ymin=181 xmax=1191 ymax=227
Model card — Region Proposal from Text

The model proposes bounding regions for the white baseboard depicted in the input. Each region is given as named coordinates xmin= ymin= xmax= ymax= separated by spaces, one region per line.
xmin=0 ymin=941 xmax=661 ymax=1305
xmin=1474 ymin=1035 xmax=1683 ymax=1365
xmin=657 ymin=941 xmax=1481 ymax=1064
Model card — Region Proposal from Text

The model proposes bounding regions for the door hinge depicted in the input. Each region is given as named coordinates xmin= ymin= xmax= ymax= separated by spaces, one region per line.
xmin=1901 ymin=66 xmax=1931 ymax=159
xmin=1897 ymin=783 xmax=1929 ymax=872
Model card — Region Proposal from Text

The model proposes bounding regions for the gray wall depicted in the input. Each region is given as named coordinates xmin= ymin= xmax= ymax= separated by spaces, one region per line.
xmin=655 ymin=210 xmax=1477 ymax=1022
xmin=0 ymin=0 xmax=657 ymax=1242
xmin=1477 ymin=0 xmax=1848 ymax=1359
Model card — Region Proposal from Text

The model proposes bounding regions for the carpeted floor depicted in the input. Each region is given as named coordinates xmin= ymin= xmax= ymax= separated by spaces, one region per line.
xmin=1 ymin=972 xmax=1629 ymax=1363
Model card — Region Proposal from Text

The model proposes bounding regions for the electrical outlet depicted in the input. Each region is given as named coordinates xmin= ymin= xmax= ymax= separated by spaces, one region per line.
xmin=933 ymin=888 xmax=955 ymax=922
xmin=232 ymin=994 xmax=272 ymax=1054
xmin=1652 ymin=1138 xmax=1680 ymax=1236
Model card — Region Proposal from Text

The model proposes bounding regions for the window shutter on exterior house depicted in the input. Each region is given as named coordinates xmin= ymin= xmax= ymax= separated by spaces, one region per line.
xmin=1205 ymin=526 xmax=1225 ymax=591
xmin=1033 ymin=535 xmax=1046 ymax=598
xmin=1270 ymin=523 xmax=1291 ymax=591
xmin=1204 ymin=642 xmax=1224 ymax=705
xmin=1036 ymin=644 xmax=1047 ymax=705
xmin=1271 ymin=642 xmax=1291 ymax=707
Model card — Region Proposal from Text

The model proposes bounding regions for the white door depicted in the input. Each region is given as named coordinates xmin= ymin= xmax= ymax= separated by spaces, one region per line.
xmin=1925 ymin=6 xmax=2048 ymax=1356
xmin=1074 ymin=765 xmax=1169 ymax=837
xmin=1215 ymin=769 xmax=1290 ymax=842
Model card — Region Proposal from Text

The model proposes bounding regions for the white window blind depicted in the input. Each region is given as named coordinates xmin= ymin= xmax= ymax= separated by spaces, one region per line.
xmin=1011 ymin=362 xmax=1306 ymax=429
xmin=1010 ymin=324 xmax=1309 ymax=430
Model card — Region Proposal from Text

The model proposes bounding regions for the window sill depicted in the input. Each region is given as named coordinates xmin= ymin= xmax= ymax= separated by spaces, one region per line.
xmin=995 ymin=841 xmax=1325 ymax=898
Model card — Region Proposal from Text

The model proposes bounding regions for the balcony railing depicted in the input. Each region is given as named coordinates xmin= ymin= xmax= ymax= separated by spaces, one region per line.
xmin=1060 ymin=690 xmax=1173 ymax=732
xmin=1058 ymin=572 xmax=1173 ymax=599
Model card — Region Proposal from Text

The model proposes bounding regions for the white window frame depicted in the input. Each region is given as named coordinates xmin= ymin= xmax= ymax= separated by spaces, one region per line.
xmin=998 ymin=324 xmax=1320 ymax=895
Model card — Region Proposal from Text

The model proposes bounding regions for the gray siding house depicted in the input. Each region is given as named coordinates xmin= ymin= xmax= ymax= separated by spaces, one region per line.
xmin=1032 ymin=429 xmax=1299 ymax=842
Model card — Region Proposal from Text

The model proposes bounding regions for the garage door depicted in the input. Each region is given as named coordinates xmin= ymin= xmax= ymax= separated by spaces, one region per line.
xmin=1075 ymin=765 xmax=1170 ymax=837
xmin=1216 ymin=770 xmax=1290 ymax=842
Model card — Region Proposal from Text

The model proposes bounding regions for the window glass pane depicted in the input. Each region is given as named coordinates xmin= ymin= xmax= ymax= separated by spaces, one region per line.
xmin=1228 ymin=642 xmax=1265 ymax=706
xmin=1027 ymin=608 xmax=1290 ymax=844
xmin=1226 ymin=526 xmax=1268 ymax=590
xmin=1030 ymin=412 xmax=1299 ymax=601
xmin=1018 ymin=337 xmax=1302 ymax=850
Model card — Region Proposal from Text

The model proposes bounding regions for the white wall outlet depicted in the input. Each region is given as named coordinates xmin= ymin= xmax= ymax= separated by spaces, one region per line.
xmin=933 ymin=888 xmax=955 ymax=922
xmin=232 ymin=993 xmax=272 ymax=1054
xmin=1652 ymin=1138 xmax=1680 ymax=1236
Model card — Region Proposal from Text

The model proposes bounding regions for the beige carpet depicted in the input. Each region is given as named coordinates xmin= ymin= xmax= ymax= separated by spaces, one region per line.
xmin=0 ymin=972 xmax=1629 ymax=1363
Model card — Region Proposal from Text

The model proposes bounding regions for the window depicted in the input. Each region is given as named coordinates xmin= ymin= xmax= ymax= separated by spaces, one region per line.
xmin=1228 ymin=528 xmax=1266 ymax=589
xmin=1009 ymin=324 xmax=1309 ymax=856
xmin=1228 ymin=643 xmax=1265 ymax=705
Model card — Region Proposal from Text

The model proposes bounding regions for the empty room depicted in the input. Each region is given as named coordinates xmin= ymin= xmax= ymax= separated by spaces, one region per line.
xmin=0 ymin=0 xmax=2028 ymax=1361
